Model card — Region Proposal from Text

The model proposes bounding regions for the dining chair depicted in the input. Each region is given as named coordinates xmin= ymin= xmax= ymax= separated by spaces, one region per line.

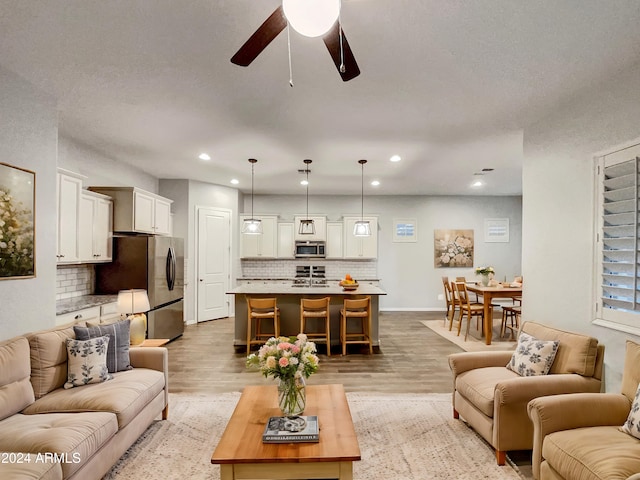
xmin=246 ymin=297 xmax=280 ymax=355
xmin=453 ymin=282 xmax=485 ymax=341
xmin=447 ymin=280 xmax=462 ymax=332
xmin=300 ymin=296 xmax=331 ymax=356
xmin=500 ymin=305 xmax=521 ymax=339
xmin=340 ymin=296 xmax=373 ymax=355
xmin=442 ymin=276 xmax=454 ymax=326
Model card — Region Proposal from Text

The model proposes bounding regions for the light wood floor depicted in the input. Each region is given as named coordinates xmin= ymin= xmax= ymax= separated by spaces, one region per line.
xmin=165 ymin=310 xmax=462 ymax=394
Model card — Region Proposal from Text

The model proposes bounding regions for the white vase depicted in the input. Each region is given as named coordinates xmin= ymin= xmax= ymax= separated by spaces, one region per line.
xmin=481 ymin=274 xmax=490 ymax=286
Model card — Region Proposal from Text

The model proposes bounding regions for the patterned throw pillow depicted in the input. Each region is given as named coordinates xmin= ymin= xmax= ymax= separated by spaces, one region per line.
xmin=64 ymin=336 xmax=113 ymax=389
xmin=506 ymin=332 xmax=559 ymax=376
xmin=74 ymin=319 xmax=132 ymax=373
xmin=621 ymin=383 xmax=640 ymax=440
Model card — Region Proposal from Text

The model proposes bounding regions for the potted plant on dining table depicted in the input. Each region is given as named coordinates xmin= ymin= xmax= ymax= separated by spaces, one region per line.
xmin=475 ymin=266 xmax=495 ymax=286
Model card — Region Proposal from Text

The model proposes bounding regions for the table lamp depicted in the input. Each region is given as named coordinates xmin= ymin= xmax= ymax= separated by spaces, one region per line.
xmin=117 ymin=289 xmax=150 ymax=346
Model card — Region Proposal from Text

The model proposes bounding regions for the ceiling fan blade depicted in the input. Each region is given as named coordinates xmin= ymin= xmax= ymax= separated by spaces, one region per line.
xmin=231 ymin=6 xmax=287 ymax=67
xmin=323 ymin=22 xmax=360 ymax=82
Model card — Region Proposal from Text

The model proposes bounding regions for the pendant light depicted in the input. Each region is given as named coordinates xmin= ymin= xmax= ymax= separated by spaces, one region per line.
xmin=242 ymin=158 xmax=262 ymax=235
xmin=299 ymin=159 xmax=315 ymax=235
xmin=353 ymin=159 xmax=371 ymax=237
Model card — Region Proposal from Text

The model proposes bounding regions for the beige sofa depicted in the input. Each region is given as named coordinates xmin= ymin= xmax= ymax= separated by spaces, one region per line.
xmin=448 ymin=321 xmax=604 ymax=465
xmin=0 ymin=321 xmax=169 ymax=480
xmin=527 ymin=340 xmax=640 ymax=480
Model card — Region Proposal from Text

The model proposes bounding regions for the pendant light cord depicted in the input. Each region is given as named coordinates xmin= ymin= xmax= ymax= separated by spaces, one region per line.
xmin=338 ymin=0 xmax=345 ymax=73
xmin=287 ymin=24 xmax=294 ymax=87
xmin=251 ymin=161 xmax=255 ymax=218
xmin=306 ymin=168 xmax=309 ymax=219
xmin=360 ymin=161 xmax=364 ymax=221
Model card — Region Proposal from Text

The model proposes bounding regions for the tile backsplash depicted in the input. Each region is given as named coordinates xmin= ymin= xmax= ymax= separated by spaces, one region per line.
xmin=241 ymin=259 xmax=378 ymax=280
xmin=56 ymin=265 xmax=94 ymax=300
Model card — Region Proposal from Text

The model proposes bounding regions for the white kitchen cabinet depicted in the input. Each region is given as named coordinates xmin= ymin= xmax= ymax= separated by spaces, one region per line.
xmin=240 ymin=215 xmax=277 ymax=258
xmin=55 ymin=306 xmax=100 ymax=326
xmin=88 ymin=187 xmax=173 ymax=235
xmin=293 ymin=216 xmax=327 ymax=242
xmin=79 ymin=190 xmax=113 ymax=263
xmin=326 ymin=222 xmax=343 ymax=258
xmin=99 ymin=302 xmax=120 ymax=323
xmin=343 ymin=216 xmax=378 ymax=259
xmin=57 ymin=169 xmax=86 ymax=264
xmin=277 ymin=222 xmax=295 ymax=258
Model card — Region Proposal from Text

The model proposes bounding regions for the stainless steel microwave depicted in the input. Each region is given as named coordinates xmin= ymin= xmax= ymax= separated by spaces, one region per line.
xmin=295 ymin=241 xmax=326 ymax=258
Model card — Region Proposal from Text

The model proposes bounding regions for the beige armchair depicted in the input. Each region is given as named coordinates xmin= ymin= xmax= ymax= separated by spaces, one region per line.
xmin=527 ymin=340 xmax=640 ymax=480
xmin=448 ymin=321 xmax=604 ymax=465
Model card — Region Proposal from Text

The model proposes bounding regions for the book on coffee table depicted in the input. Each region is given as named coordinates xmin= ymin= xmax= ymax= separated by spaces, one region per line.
xmin=262 ymin=415 xmax=319 ymax=443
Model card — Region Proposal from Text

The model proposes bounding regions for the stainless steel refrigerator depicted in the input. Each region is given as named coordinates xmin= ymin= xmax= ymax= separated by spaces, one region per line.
xmin=95 ymin=235 xmax=184 ymax=340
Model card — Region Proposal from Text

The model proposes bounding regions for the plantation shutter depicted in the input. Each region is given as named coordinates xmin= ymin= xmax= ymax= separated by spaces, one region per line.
xmin=596 ymin=143 xmax=640 ymax=334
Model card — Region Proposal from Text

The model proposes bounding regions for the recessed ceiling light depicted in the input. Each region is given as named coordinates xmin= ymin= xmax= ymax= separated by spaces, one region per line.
xmin=230 ymin=178 xmax=239 ymax=185
xmin=371 ymin=180 xmax=380 ymax=186
xmin=472 ymin=180 xmax=484 ymax=187
xmin=390 ymin=154 xmax=401 ymax=163
xmin=198 ymin=153 xmax=211 ymax=161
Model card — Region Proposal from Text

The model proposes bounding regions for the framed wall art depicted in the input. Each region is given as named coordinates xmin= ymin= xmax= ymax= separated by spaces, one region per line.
xmin=0 ymin=163 xmax=35 ymax=279
xmin=484 ymin=218 xmax=510 ymax=243
xmin=434 ymin=229 xmax=474 ymax=268
xmin=393 ymin=218 xmax=417 ymax=242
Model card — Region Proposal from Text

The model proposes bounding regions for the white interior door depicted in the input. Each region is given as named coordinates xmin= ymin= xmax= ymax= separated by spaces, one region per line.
xmin=197 ymin=207 xmax=231 ymax=322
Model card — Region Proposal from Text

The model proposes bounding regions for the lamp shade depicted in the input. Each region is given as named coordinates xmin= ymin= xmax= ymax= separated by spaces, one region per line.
xmin=282 ymin=0 xmax=340 ymax=37
xmin=116 ymin=289 xmax=150 ymax=315
xmin=242 ymin=218 xmax=263 ymax=234
xmin=353 ymin=220 xmax=371 ymax=237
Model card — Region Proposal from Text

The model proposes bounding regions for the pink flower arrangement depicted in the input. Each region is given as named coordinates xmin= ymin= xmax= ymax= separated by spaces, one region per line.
xmin=246 ymin=333 xmax=319 ymax=380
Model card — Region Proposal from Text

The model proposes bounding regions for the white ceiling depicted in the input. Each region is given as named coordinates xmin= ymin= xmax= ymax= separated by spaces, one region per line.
xmin=1 ymin=0 xmax=640 ymax=195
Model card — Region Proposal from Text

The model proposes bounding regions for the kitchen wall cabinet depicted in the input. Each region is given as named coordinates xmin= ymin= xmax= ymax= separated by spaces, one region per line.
xmin=277 ymin=222 xmax=295 ymax=258
xmin=343 ymin=216 xmax=378 ymax=259
xmin=326 ymin=222 xmax=343 ymax=258
xmin=57 ymin=169 xmax=86 ymax=264
xmin=88 ymin=187 xmax=173 ymax=235
xmin=293 ymin=216 xmax=327 ymax=242
xmin=79 ymin=190 xmax=112 ymax=263
xmin=240 ymin=215 xmax=277 ymax=258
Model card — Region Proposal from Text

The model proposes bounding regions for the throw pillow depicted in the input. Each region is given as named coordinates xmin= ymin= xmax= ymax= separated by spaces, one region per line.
xmin=64 ymin=336 xmax=112 ymax=389
xmin=621 ymin=383 xmax=640 ymax=440
xmin=506 ymin=332 xmax=559 ymax=376
xmin=74 ymin=319 xmax=132 ymax=373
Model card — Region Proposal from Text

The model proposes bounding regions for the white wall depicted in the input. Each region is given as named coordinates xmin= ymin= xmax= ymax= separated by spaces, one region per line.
xmin=0 ymin=66 xmax=58 ymax=340
xmin=250 ymin=194 xmax=523 ymax=310
xmin=523 ymin=61 xmax=640 ymax=392
xmin=58 ymin=136 xmax=158 ymax=193
xmin=161 ymin=179 xmax=240 ymax=324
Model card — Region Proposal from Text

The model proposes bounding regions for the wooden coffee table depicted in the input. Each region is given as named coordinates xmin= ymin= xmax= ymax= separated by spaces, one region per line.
xmin=211 ymin=384 xmax=361 ymax=480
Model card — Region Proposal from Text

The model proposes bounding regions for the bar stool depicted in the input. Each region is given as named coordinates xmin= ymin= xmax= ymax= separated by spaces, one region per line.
xmin=300 ymin=297 xmax=331 ymax=356
xmin=340 ymin=296 xmax=372 ymax=355
xmin=246 ymin=297 xmax=280 ymax=355
xmin=501 ymin=305 xmax=521 ymax=339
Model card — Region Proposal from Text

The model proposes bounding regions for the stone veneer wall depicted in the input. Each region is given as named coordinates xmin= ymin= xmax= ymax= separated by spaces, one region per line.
xmin=240 ymin=259 xmax=378 ymax=281
xmin=56 ymin=265 xmax=94 ymax=300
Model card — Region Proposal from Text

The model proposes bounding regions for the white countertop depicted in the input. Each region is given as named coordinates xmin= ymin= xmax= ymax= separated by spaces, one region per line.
xmin=227 ymin=283 xmax=386 ymax=296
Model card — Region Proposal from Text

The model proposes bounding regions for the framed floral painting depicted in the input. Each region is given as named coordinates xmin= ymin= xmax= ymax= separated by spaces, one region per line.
xmin=434 ymin=229 xmax=474 ymax=268
xmin=0 ymin=163 xmax=35 ymax=279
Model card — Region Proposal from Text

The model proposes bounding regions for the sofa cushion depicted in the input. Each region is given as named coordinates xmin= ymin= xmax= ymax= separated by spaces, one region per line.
xmin=64 ymin=336 xmax=113 ymax=389
xmin=507 ymin=332 xmax=559 ymax=376
xmin=621 ymin=382 xmax=640 ymax=439
xmin=74 ymin=320 xmax=132 ymax=373
xmin=521 ymin=321 xmax=599 ymax=376
xmin=0 ymin=412 xmax=117 ymax=479
xmin=543 ymin=425 xmax=640 ymax=480
xmin=455 ymin=366 xmax=519 ymax=417
xmin=0 ymin=453 xmax=63 ymax=480
xmin=0 ymin=337 xmax=34 ymax=420
xmin=27 ymin=323 xmax=77 ymax=399
xmin=621 ymin=340 xmax=640 ymax=403
xmin=22 ymin=368 xmax=165 ymax=429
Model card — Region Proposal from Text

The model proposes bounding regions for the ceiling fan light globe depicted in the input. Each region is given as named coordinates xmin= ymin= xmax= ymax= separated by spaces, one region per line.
xmin=282 ymin=0 xmax=340 ymax=38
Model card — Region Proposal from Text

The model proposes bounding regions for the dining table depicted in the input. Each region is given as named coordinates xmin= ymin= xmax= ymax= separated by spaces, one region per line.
xmin=466 ymin=284 xmax=523 ymax=345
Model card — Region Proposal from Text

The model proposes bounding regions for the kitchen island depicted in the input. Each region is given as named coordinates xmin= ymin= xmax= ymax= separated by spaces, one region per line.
xmin=227 ymin=282 xmax=387 ymax=353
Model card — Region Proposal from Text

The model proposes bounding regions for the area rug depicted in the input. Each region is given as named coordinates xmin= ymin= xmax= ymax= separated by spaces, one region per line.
xmin=103 ymin=392 xmax=524 ymax=480
xmin=421 ymin=319 xmax=517 ymax=352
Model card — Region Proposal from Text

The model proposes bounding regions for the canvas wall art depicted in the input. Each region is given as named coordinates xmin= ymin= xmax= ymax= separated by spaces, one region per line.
xmin=0 ymin=163 xmax=35 ymax=279
xmin=434 ymin=229 xmax=474 ymax=268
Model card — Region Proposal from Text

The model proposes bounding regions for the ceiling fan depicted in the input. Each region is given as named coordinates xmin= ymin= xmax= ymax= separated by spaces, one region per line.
xmin=230 ymin=0 xmax=360 ymax=82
